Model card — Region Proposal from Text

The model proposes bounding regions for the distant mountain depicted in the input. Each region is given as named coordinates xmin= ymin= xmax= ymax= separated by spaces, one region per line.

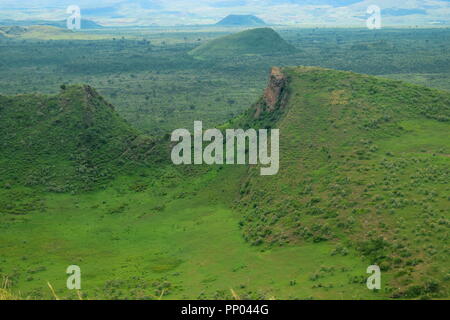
xmin=0 ymin=19 xmax=103 ymax=29
xmin=216 ymin=14 xmax=266 ymax=26
xmin=189 ymin=28 xmax=296 ymax=59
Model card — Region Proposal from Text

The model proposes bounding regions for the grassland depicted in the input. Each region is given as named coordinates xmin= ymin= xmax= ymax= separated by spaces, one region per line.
xmin=0 ymin=26 xmax=449 ymax=300
xmin=1 ymin=27 xmax=449 ymax=134
xmin=236 ymin=66 xmax=449 ymax=299
xmin=1 ymin=66 xmax=448 ymax=300
xmin=0 ymin=165 xmax=387 ymax=300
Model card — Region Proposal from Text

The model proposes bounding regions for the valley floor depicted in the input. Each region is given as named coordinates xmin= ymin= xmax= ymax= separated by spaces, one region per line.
xmin=0 ymin=166 xmax=384 ymax=300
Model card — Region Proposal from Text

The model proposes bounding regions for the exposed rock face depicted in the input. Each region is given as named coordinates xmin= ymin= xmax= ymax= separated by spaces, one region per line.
xmin=263 ymin=67 xmax=287 ymax=110
xmin=254 ymin=67 xmax=287 ymax=119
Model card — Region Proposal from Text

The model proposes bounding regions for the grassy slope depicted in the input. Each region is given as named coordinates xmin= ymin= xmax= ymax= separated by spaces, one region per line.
xmin=0 ymin=67 xmax=448 ymax=300
xmin=0 ymin=165 xmax=381 ymax=300
xmin=0 ymin=74 xmax=385 ymax=300
xmin=0 ymin=85 xmax=160 ymax=193
xmin=189 ymin=28 xmax=296 ymax=59
xmin=238 ymin=66 xmax=449 ymax=298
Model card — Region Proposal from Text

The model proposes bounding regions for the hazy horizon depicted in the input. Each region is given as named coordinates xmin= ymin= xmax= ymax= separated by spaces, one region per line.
xmin=0 ymin=0 xmax=449 ymax=27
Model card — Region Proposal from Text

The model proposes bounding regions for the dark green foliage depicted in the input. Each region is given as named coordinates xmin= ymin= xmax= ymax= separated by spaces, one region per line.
xmin=0 ymin=85 xmax=164 ymax=191
xmin=0 ymin=27 xmax=449 ymax=300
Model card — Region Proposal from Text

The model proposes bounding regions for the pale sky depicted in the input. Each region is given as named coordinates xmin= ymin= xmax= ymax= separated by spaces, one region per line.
xmin=0 ymin=0 xmax=449 ymax=26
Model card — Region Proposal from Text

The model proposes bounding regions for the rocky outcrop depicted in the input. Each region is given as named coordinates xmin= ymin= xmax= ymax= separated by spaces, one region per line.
xmin=263 ymin=67 xmax=286 ymax=110
xmin=254 ymin=67 xmax=288 ymax=119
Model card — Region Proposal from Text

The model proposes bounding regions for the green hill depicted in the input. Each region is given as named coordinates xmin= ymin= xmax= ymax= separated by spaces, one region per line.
xmin=189 ymin=28 xmax=296 ymax=59
xmin=216 ymin=14 xmax=267 ymax=26
xmin=0 ymin=85 xmax=158 ymax=192
xmin=232 ymin=66 xmax=450 ymax=298
xmin=0 ymin=68 xmax=448 ymax=300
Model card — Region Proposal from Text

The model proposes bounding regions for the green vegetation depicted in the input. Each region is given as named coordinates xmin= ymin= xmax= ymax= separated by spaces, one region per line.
xmin=236 ymin=66 xmax=449 ymax=299
xmin=0 ymin=165 xmax=381 ymax=300
xmin=0 ymin=26 xmax=75 ymax=39
xmin=189 ymin=28 xmax=296 ymax=59
xmin=0 ymin=26 xmax=449 ymax=300
xmin=0 ymin=85 xmax=163 ymax=192
xmin=1 ymin=27 xmax=449 ymax=135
